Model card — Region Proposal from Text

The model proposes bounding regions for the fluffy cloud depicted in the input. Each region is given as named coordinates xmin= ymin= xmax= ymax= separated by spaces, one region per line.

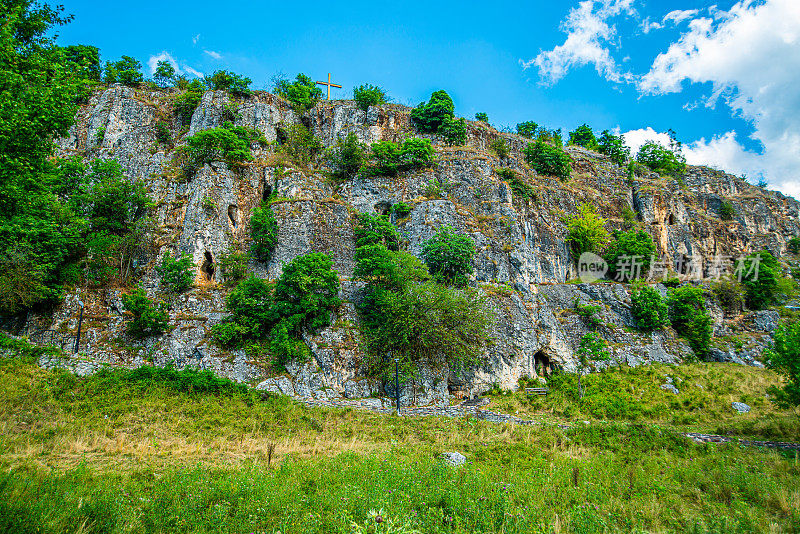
xmin=147 ymin=51 xmax=203 ymax=78
xmin=639 ymin=0 xmax=800 ymax=195
xmin=521 ymin=0 xmax=635 ymax=84
xmin=204 ymin=50 xmax=222 ymax=60
xmin=662 ymin=9 xmax=698 ymax=25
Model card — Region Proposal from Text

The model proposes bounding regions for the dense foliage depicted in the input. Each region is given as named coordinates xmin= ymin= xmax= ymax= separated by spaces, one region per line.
xmin=278 ymin=123 xmax=323 ymax=165
xmin=497 ymin=168 xmax=536 ymax=201
xmin=604 ymin=229 xmax=656 ymax=281
xmin=598 ymin=130 xmax=630 ymax=165
xmin=568 ymin=124 xmax=598 ymax=151
xmin=788 ymin=236 xmax=800 ymax=254
xmin=719 ymin=201 xmax=735 ymax=221
xmin=489 ymin=138 xmax=509 ymax=158
xmin=523 ymin=139 xmax=571 ymax=180
xmin=103 ymin=55 xmax=143 ymax=86
xmin=156 ymin=252 xmax=194 ymax=293
xmin=174 ymin=78 xmax=205 ymax=124
xmin=204 ymin=70 xmax=252 ymax=96
xmin=181 ymin=122 xmax=263 ymax=175
xmin=410 ymin=90 xmax=454 ymax=133
xmin=353 ymin=84 xmax=387 ymax=111
xmin=565 ymin=203 xmax=609 ymax=257
xmin=152 ymin=60 xmax=175 ymax=88
xmin=250 ymin=202 xmax=279 ymax=263
xmin=354 ymin=213 xmax=400 ymax=250
xmin=711 ymin=277 xmax=745 ymax=314
xmin=121 ymin=288 xmax=169 ymax=338
xmin=363 ymin=138 xmax=434 ymax=176
xmin=218 ymin=248 xmax=250 ymax=287
xmin=274 ymin=73 xmax=322 ymax=112
xmin=420 ymin=226 xmax=476 ymax=287
xmin=636 ymin=132 xmax=686 ymax=176
xmin=439 ymin=116 xmax=467 ymax=146
xmin=326 ymin=133 xmax=366 ymax=180
xmin=765 ymin=321 xmax=800 ymax=406
xmin=739 ymin=250 xmax=780 ymax=310
xmin=668 ymin=285 xmax=712 ymax=357
xmin=630 ymin=285 xmax=669 ymax=331
xmin=475 ymin=112 xmax=488 ymax=123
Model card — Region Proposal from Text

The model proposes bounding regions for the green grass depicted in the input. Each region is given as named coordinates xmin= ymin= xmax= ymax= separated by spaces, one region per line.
xmin=1 ymin=347 xmax=799 ymax=532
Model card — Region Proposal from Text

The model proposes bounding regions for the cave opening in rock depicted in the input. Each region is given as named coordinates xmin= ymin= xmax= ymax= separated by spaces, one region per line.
xmin=228 ymin=205 xmax=238 ymax=229
xmin=534 ymin=350 xmax=550 ymax=377
xmin=374 ymin=201 xmax=391 ymax=216
xmin=668 ymin=213 xmax=675 ymax=225
xmin=276 ymin=128 xmax=288 ymax=146
xmin=201 ymin=251 xmax=215 ymax=280
xmin=262 ymin=184 xmax=273 ymax=202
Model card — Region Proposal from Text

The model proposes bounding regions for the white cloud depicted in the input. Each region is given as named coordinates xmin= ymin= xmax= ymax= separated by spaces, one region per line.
xmin=640 ymin=17 xmax=662 ymax=34
xmin=204 ymin=50 xmax=222 ymax=60
xmin=521 ymin=0 xmax=635 ymax=84
xmin=639 ymin=0 xmax=800 ymax=196
xmin=662 ymin=9 xmax=699 ymax=25
xmin=192 ymin=34 xmax=200 ymax=45
xmin=621 ymin=127 xmax=673 ymax=156
xmin=147 ymin=51 xmax=203 ymax=79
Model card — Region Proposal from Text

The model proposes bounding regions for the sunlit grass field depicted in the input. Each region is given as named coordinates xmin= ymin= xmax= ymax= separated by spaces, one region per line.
xmin=1 ymin=338 xmax=799 ymax=533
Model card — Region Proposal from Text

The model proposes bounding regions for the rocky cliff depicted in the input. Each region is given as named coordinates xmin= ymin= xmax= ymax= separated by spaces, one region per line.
xmin=24 ymin=85 xmax=799 ymax=405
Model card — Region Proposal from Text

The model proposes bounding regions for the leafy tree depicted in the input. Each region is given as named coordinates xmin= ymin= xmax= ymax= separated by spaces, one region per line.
xmin=274 ymin=73 xmax=322 ymax=112
xmin=565 ymin=203 xmax=609 ymax=257
xmin=489 ymin=139 xmax=509 ymax=158
xmin=62 ymin=44 xmax=101 ymax=81
xmin=353 ymin=84 xmax=387 ymax=111
xmin=604 ymin=229 xmax=656 ymax=281
xmin=420 ymin=226 xmax=475 ymax=287
xmin=278 ymin=123 xmax=323 ymax=165
xmin=788 ymin=236 xmax=800 ymax=254
xmin=219 ymin=248 xmax=250 ymax=287
xmin=103 ymin=56 xmax=143 ymax=86
xmin=326 ymin=133 xmax=366 ymax=180
xmin=156 ymin=252 xmax=194 ymax=293
xmin=153 ymin=60 xmax=175 ymax=88
xmin=181 ymin=122 xmax=263 ymax=174
xmin=516 ymin=121 xmax=539 ymax=139
xmin=174 ymin=78 xmax=205 ymax=124
xmin=121 ymin=288 xmax=169 ymax=338
xmin=475 ymin=112 xmax=489 ymax=123
xmin=354 ymin=245 xmax=428 ymax=292
xmin=739 ymin=250 xmax=780 ymax=310
xmin=668 ymin=285 xmax=712 ymax=357
xmin=84 ymin=159 xmax=150 ymax=235
xmin=354 ymin=213 xmax=400 ymax=251
xmin=636 ymin=132 xmax=686 ymax=176
xmin=364 ymin=138 xmax=434 ymax=176
xmin=212 ymin=276 xmax=276 ymax=346
xmin=391 ymin=202 xmax=412 ymax=218
xmin=630 ymin=285 xmax=669 ymax=331
xmin=576 ymin=332 xmax=610 ymax=398
xmin=523 ymin=139 xmax=571 ymax=180
xmin=410 ymin=90 xmax=455 ymax=133
xmin=568 ymin=124 xmax=599 ymax=151
xmin=765 ymin=322 xmax=800 ymax=406
xmin=719 ymin=201 xmax=735 ymax=221
xmin=711 ymin=276 xmax=744 ymax=315
xmin=204 ymin=70 xmax=252 ymax=96
xmin=439 ymin=116 xmax=467 ymax=146
xmin=598 ymin=130 xmax=630 ymax=165
xmin=250 ymin=202 xmax=279 ymax=263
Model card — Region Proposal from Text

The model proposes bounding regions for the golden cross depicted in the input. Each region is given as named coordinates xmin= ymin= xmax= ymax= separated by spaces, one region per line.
xmin=315 ymin=73 xmax=342 ymax=100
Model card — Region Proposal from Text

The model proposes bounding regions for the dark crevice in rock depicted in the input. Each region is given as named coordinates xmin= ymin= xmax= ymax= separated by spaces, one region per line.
xmin=201 ymin=251 xmax=215 ymax=280
xmin=228 ymin=205 xmax=238 ymax=229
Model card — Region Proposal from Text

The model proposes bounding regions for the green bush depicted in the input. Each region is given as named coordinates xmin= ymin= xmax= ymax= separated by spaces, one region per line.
xmin=354 ymin=244 xmax=428 ymax=292
xmin=765 ymin=322 xmax=800 ymax=406
xmin=568 ymin=124 xmax=598 ymax=151
xmin=439 ymin=116 xmax=467 ymax=146
xmin=475 ymin=112 xmax=488 ymax=123
xmin=739 ymin=250 xmax=780 ymax=310
xmin=516 ymin=121 xmax=539 ymax=139
xmin=212 ymin=276 xmax=276 ymax=346
xmin=565 ymin=203 xmax=609 ymax=257
xmin=63 ymin=44 xmax=101 ymax=82
xmin=121 ymin=288 xmax=169 ymax=338
xmin=711 ymin=277 xmax=744 ymax=314
xmin=575 ymin=299 xmax=602 ymax=327
xmin=154 ymin=121 xmax=171 ymax=145
xmin=788 ymin=236 xmax=800 ymax=254
xmin=668 ymin=285 xmax=712 ymax=357
xmin=598 ymin=130 xmax=630 ymax=165
xmin=94 ymin=365 xmax=250 ymax=396
xmin=326 ymin=132 xmax=366 ymax=180
xmin=630 ymin=285 xmax=669 ymax=331
xmin=489 ymin=139 xmax=509 ymax=158
xmin=497 ymin=168 xmax=536 ymax=201
xmin=364 ymin=138 xmax=434 ymax=176
xmin=719 ymin=201 xmax=735 ymax=220
xmin=156 ymin=252 xmax=194 ymax=293
xmin=181 ymin=122 xmax=263 ymax=174
xmin=278 ymin=123 xmax=323 ymax=165
xmin=274 ymin=73 xmax=322 ymax=112
xmin=390 ymin=202 xmax=412 ymax=218
xmin=420 ymin=226 xmax=475 ymax=287
xmin=604 ymin=229 xmax=656 ymax=281
xmin=103 ymin=56 xmax=143 ymax=86
xmin=353 ymin=84 xmax=387 ymax=111
xmin=523 ymin=139 xmax=571 ymax=180
xmin=636 ymin=136 xmax=686 ymax=176
xmin=204 ymin=70 xmax=252 ymax=96
xmin=153 ymin=60 xmax=175 ymax=88
xmin=410 ymin=90 xmax=455 ymax=133
xmin=219 ymin=248 xmax=250 ymax=287
xmin=354 ymin=212 xmax=400 ymax=250
xmin=174 ymin=79 xmax=205 ymax=124
xmin=250 ymin=202 xmax=279 ymax=263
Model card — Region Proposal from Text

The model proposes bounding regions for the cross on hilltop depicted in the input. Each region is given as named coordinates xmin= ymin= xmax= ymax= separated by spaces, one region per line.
xmin=316 ymin=73 xmax=342 ymax=100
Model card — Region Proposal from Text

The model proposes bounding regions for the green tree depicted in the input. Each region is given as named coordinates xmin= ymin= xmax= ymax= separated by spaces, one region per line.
xmin=326 ymin=133 xmax=366 ymax=180
xmin=174 ymin=78 xmax=204 ymax=124
xmin=420 ymin=226 xmax=475 ymax=287
xmin=354 ymin=213 xmax=400 ymax=251
xmin=353 ymin=84 xmax=387 ymax=111
xmin=212 ymin=276 xmax=276 ymax=346
xmin=62 ymin=44 xmax=101 ymax=81
xmin=354 ymin=245 xmax=428 ymax=292
xmin=181 ymin=122 xmax=263 ymax=174
xmin=489 ymin=139 xmax=509 ymax=158
xmin=204 ymin=70 xmax=252 ymax=96
xmin=121 ymin=288 xmax=169 ymax=338
xmin=568 ymin=124 xmax=599 ymax=151
xmin=630 ymin=285 xmax=669 ymax=331
xmin=475 ymin=112 xmax=489 ymax=123
xmin=719 ymin=201 xmax=735 ymax=221
xmin=523 ymin=139 xmax=571 ymax=180
xmin=566 ymin=203 xmax=609 ymax=257
xmin=153 ymin=60 xmax=175 ymax=88
xmin=739 ymin=250 xmax=780 ymax=310
xmin=156 ymin=252 xmax=194 ymax=293
xmin=598 ymin=130 xmax=630 ymax=165
xmin=250 ymin=202 xmax=279 ymax=263
xmin=576 ymin=332 xmax=610 ymax=398
xmin=636 ymin=133 xmax=686 ymax=176
xmin=668 ymin=285 xmax=712 ymax=357
xmin=103 ymin=56 xmax=143 ymax=86
xmin=765 ymin=322 xmax=800 ymax=406
xmin=439 ymin=116 xmax=467 ymax=146
xmin=604 ymin=229 xmax=656 ymax=281
xmin=410 ymin=90 xmax=455 ymax=133
xmin=274 ymin=73 xmax=322 ymax=112
xmin=788 ymin=236 xmax=800 ymax=254
xmin=364 ymin=138 xmax=434 ymax=176
xmin=516 ymin=121 xmax=539 ymax=139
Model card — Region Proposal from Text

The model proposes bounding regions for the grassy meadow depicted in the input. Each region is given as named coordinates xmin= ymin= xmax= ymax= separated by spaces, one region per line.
xmin=1 ymin=339 xmax=799 ymax=533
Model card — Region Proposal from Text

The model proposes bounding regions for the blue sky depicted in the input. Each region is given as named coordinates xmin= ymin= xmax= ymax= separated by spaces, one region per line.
xmin=56 ymin=0 xmax=800 ymax=197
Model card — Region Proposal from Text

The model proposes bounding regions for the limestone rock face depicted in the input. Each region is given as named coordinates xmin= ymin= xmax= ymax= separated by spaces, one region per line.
xmin=28 ymin=87 xmax=800 ymax=404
